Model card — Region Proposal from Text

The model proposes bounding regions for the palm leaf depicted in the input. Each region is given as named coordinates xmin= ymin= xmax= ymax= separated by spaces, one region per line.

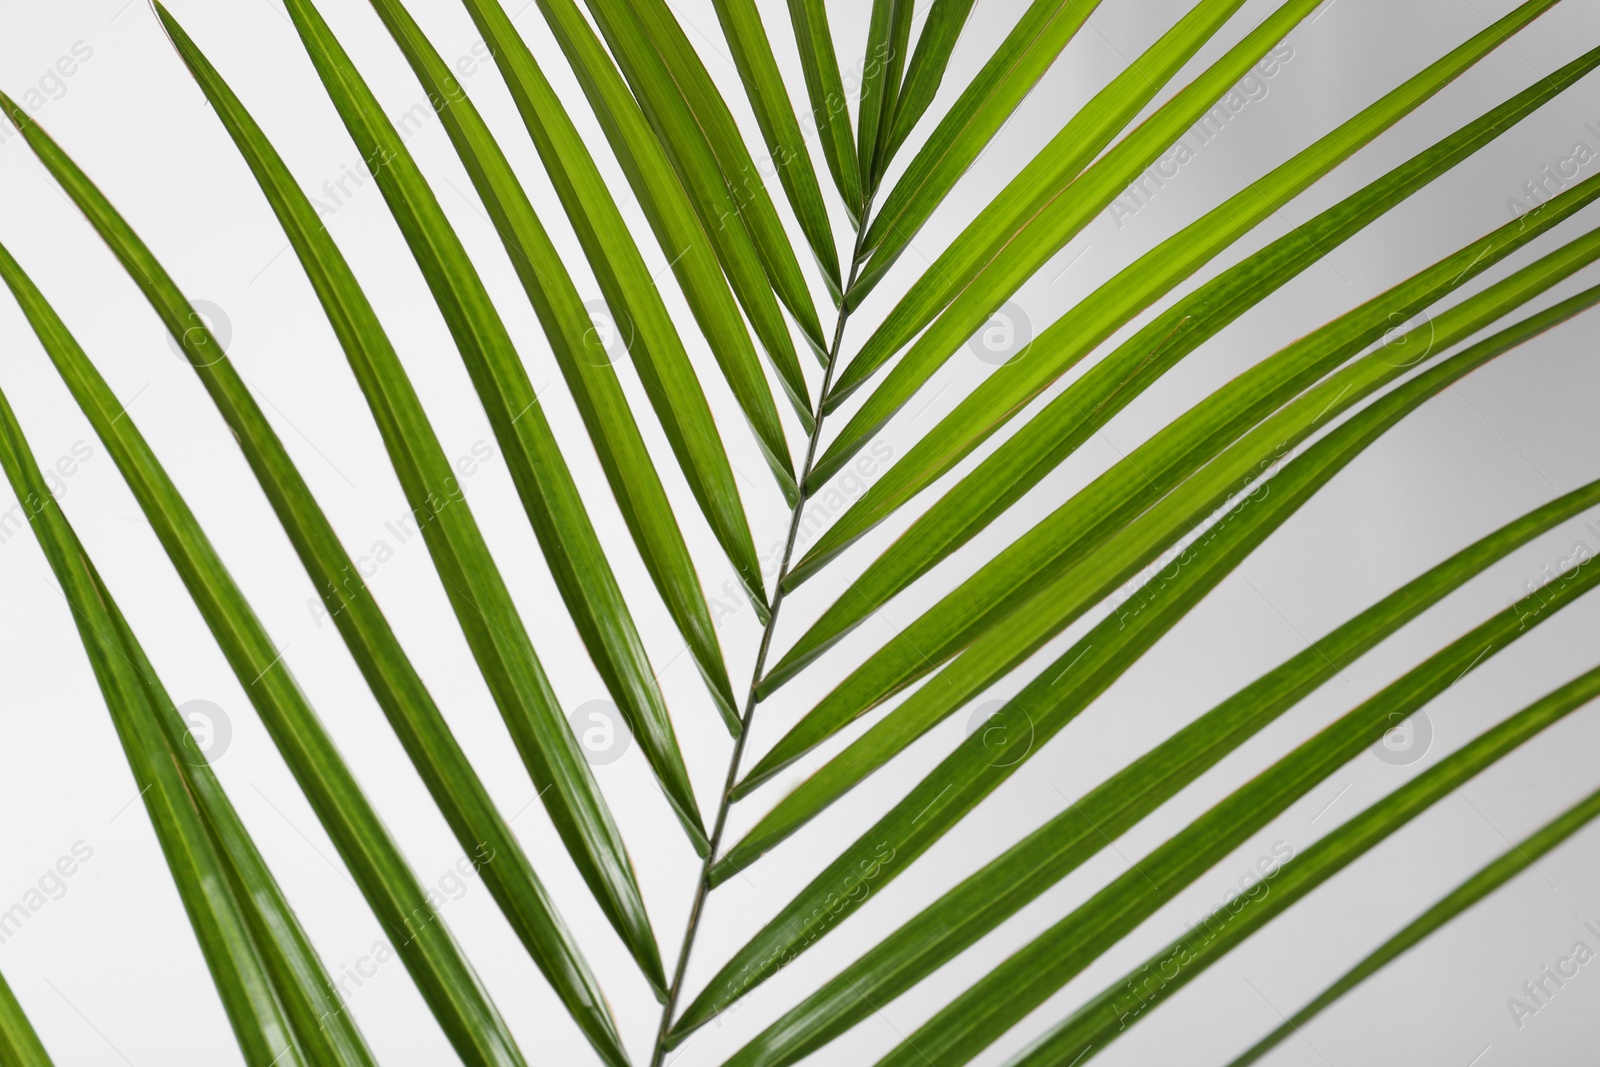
xmin=578 ymin=0 xmax=827 ymax=355
xmin=813 ymin=0 xmax=1556 ymax=490
xmin=681 ymin=279 xmax=1600 ymax=1033
xmin=4 ymin=3 xmax=1597 ymax=1065
xmin=364 ymin=0 xmax=743 ymax=743
xmin=706 ymin=0 xmax=843 ymax=296
xmin=881 ymin=0 xmax=977 ymax=165
xmin=275 ymin=0 xmax=710 ymax=867
xmin=177 ymin=8 xmax=655 ymax=1045
xmin=459 ymin=0 xmax=801 ymax=504
xmin=856 ymin=534 xmax=1600 ymax=1066
xmin=856 ymin=0 xmax=914 ymax=189
xmin=0 ymin=249 xmax=379 ymax=1067
xmin=837 ymin=0 xmax=1299 ymax=397
xmin=728 ymin=250 xmax=1600 ymax=862
xmin=855 ymin=0 xmax=1107 ymax=281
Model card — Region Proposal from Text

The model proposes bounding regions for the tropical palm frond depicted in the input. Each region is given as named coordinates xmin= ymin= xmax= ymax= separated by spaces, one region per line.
xmin=1 ymin=0 xmax=1597 ymax=1064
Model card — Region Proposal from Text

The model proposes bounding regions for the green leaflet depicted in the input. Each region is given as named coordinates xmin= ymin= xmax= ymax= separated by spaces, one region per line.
xmin=717 ymin=477 xmax=1600 ymax=1067
xmin=764 ymin=46 xmax=1600 ymax=689
xmin=0 ymin=384 xmax=304 ymax=1067
xmin=708 ymin=0 xmax=843 ymax=296
xmin=580 ymin=0 xmax=828 ymax=355
xmin=0 ymin=967 xmax=51 ymax=1067
xmin=854 ymin=0 xmax=1106 ymax=288
xmin=278 ymin=0 xmax=710 ymax=869
xmin=531 ymin=0 xmax=817 ymax=428
xmin=785 ymin=0 xmax=863 ymax=218
xmin=881 ymin=0 xmax=978 ymax=164
xmin=2 ymin=90 xmax=535 ymax=1067
xmin=673 ymin=283 xmax=1600 ymax=1038
xmin=152 ymin=8 xmax=648 ymax=1048
xmin=857 ymin=0 xmax=913 ymax=189
xmin=749 ymin=177 xmax=1600 ymax=793
xmin=456 ymin=0 xmax=799 ymax=505
xmin=733 ymin=229 xmax=1600 ymax=853
xmin=1226 ymin=781 xmax=1600 ymax=1067
xmin=974 ymin=662 xmax=1600 ymax=1067
xmin=362 ymin=0 xmax=728 ymax=788
xmin=812 ymin=0 xmax=1555 ymax=492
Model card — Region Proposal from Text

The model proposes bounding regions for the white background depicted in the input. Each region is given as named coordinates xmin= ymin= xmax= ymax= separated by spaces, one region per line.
xmin=2 ymin=0 xmax=1600 ymax=1064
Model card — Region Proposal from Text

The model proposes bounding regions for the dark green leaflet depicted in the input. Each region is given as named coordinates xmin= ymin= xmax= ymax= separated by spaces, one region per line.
xmin=533 ymin=0 xmax=818 ymax=422
xmin=361 ymin=0 xmax=722 ymax=805
xmin=2 ymin=78 xmax=548 ymax=1067
xmin=707 ymin=0 xmax=843 ymax=297
xmin=581 ymin=0 xmax=827 ymax=354
xmin=455 ymin=0 xmax=800 ymax=506
xmin=369 ymin=0 xmax=769 ymax=698
xmin=882 ymin=0 xmax=978 ymax=164
xmin=857 ymin=0 xmax=914 ymax=188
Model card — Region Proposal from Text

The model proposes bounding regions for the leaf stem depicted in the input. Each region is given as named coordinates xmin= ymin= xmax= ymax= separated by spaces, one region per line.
xmin=648 ymin=212 xmax=873 ymax=1067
